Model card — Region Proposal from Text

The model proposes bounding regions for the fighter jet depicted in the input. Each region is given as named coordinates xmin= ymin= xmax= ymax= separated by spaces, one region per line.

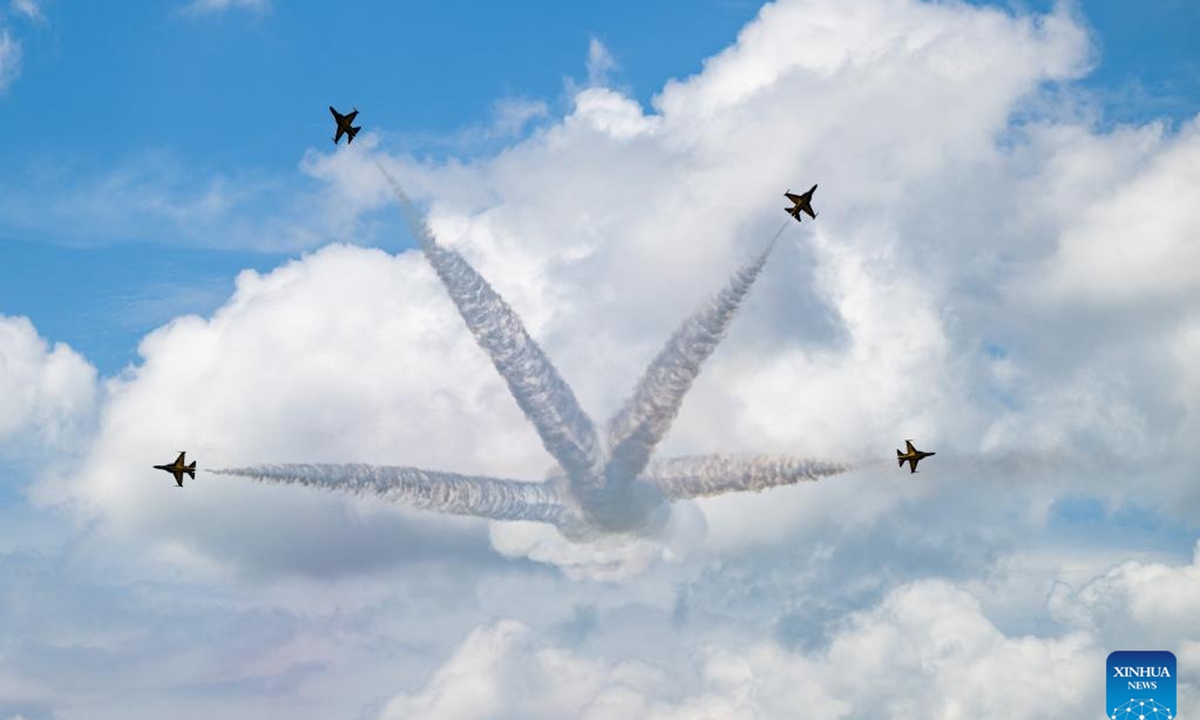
xmin=896 ymin=440 xmax=935 ymax=474
xmin=154 ymin=451 xmax=196 ymax=487
xmin=784 ymin=184 xmax=818 ymax=222
xmin=330 ymin=106 xmax=361 ymax=145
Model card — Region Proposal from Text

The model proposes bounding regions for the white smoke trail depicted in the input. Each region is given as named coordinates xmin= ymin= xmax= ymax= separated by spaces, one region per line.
xmin=212 ymin=174 xmax=855 ymax=544
xmin=640 ymin=454 xmax=852 ymax=499
xmin=376 ymin=165 xmax=602 ymax=488
xmin=604 ymin=236 xmax=782 ymax=486
xmin=212 ymin=464 xmax=569 ymax=525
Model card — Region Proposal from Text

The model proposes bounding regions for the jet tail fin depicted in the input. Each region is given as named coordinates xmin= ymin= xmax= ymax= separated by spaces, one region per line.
xmin=186 ymin=461 xmax=196 ymax=479
xmin=347 ymin=126 xmax=361 ymax=143
xmin=896 ymin=449 xmax=904 ymax=467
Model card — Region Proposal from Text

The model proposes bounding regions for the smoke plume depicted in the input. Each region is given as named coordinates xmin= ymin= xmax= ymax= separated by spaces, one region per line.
xmin=378 ymin=165 xmax=602 ymax=489
xmin=604 ymin=234 xmax=781 ymax=487
xmin=216 ymin=171 xmax=849 ymax=544
xmin=212 ymin=465 xmax=568 ymax=525
xmin=642 ymin=454 xmax=854 ymax=499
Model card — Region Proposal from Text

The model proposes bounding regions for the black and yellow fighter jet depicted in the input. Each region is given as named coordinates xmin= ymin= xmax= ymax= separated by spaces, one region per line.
xmin=896 ymin=440 xmax=935 ymax=474
xmin=329 ymin=106 xmax=361 ymax=145
xmin=784 ymin=184 xmax=818 ymax=222
xmin=154 ymin=451 xmax=196 ymax=487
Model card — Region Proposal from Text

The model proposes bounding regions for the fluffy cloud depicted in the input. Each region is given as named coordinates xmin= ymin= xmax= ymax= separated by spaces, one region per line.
xmin=1050 ymin=541 xmax=1200 ymax=651
xmin=1024 ymin=120 xmax=1200 ymax=305
xmin=381 ymin=581 xmax=1103 ymax=720
xmin=0 ymin=315 xmax=96 ymax=455
xmin=38 ymin=245 xmax=542 ymax=576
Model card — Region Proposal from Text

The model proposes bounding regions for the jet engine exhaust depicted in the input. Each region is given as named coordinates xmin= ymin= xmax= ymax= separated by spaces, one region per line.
xmin=211 ymin=464 xmax=569 ymax=525
xmin=377 ymin=164 xmax=602 ymax=491
xmin=642 ymin=454 xmax=854 ymax=498
xmin=215 ymin=166 xmax=850 ymax=542
xmin=604 ymin=235 xmax=780 ymax=488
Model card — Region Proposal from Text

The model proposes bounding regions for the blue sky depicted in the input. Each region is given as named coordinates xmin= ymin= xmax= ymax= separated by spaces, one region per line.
xmin=1 ymin=0 xmax=765 ymax=375
xmin=1 ymin=0 xmax=1198 ymax=376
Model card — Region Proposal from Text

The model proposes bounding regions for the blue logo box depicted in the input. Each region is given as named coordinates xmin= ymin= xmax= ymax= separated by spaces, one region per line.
xmin=1107 ymin=651 xmax=1177 ymax=720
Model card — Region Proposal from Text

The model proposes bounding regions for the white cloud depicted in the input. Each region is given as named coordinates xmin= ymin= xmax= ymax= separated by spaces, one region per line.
xmin=380 ymin=620 xmax=673 ymax=720
xmin=183 ymin=0 xmax=269 ymax=14
xmin=35 ymin=243 xmax=540 ymax=575
xmin=491 ymin=97 xmax=550 ymax=137
xmin=1022 ymin=118 xmax=1200 ymax=304
xmin=0 ymin=151 xmax=376 ymax=252
xmin=1050 ymin=541 xmax=1200 ymax=650
xmin=381 ymin=581 xmax=1103 ymax=720
xmin=0 ymin=315 xmax=97 ymax=454
xmin=586 ymin=37 xmax=617 ymax=87
xmin=0 ymin=29 xmax=21 ymax=93
xmin=9 ymin=0 xmax=42 ymax=23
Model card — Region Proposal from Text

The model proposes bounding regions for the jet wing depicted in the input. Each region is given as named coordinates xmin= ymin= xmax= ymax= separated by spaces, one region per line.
xmin=905 ymin=440 xmax=917 ymax=454
xmin=784 ymin=192 xmax=804 ymax=202
xmin=801 ymin=204 xmax=817 ymax=219
xmin=174 ymin=451 xmax=187 ymax=466
xmin=344 ymin=110 xmax=358 ymax=123
xmin=329 ymin=106 xmax=342 ymax=121
xmin=334 ymin=125 xmax=345 ymax=143
xmin=640 ymin=454 xmax=850 ymax=499
xmin=172 ymin=469 xmax=185 ymax=486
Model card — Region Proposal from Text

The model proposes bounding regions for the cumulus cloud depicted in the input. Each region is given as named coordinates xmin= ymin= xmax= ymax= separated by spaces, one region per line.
xmin=37 ymin=244 xmax=533 ymax=576
xmin=0 ymin=315 xmax=97 ymax=454
xmin=1021 ymin=118 xmax=1200 ymax=304
xmin=381 ymin=581 xmax=1103 ymax=720
xmin=1049 ymin=540 xmax=1200 ymax=651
